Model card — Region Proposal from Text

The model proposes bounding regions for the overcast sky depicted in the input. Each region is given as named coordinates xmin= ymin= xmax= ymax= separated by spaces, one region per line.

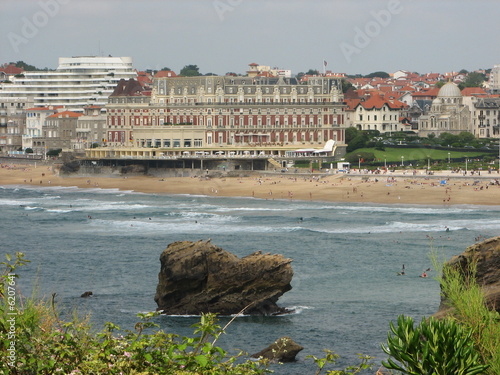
xmin=1 ymin=0 xmax=499 ymax=76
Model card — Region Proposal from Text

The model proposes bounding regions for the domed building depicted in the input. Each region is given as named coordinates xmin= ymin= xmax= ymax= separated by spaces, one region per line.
xmin=418 ymin=81 xmax=471 ymax=137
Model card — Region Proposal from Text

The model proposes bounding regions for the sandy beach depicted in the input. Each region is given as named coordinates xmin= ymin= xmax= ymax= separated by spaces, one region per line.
xmin=1 ymin=161 xmax=500 ymax=206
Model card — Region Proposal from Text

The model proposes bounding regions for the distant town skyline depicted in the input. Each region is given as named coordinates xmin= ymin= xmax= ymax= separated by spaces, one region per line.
xmin=1 ymin=0 xmax=499 ymax=76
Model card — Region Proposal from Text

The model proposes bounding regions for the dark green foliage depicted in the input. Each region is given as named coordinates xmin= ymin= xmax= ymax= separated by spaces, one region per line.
xmin=341 ymin=79 xmax=354 ymax=93
xmin=179 ymin=64 xmax=202 ymax=77
xmin=382 ymin=315 xmax=488 ymax=375
xmin=46 ymin=148 xmax=62 ymax=157
xmin=346 ymin=132 xmax=369 ymax=153
xmin=345 ymin=127 xmax=360 ymax=143
xmin=344 ymin=151 xmax=375 ymax=164
xmin=364 ymin=71 xmax=390 ymax=78
xmin=463 ymin=72 xmax=486 ymax=88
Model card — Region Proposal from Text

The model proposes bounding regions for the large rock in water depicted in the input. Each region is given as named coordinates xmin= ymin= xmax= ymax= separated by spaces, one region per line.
xmin=154 ymin=240 xmax=294 ymax=315
xmin=435 ymin=236 xmax=500 ymax=317
xmin=251 ymin=337 xmax=303 ymax=362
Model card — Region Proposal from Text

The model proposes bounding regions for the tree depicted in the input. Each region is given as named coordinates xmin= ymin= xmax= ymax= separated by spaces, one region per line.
xmin=341 ymin=79 xmax=354 ymax=93
xmin=305 ymin=69 xmax=319 ymax=76
xmin=179 ymin=65 xmax=201 ymax=77
xmin=345 ymin=127 xmax=359 ymax=143
xmin=10 ymin=60 xmax=45 ymax=71
xmin=346 ymin=132 xmax=369 ymax=153
xmin=438 ymin=132 xmax=458 ymax=147
xmin=435 ymin=81 xmax=446 ymax=88
xmin=457 ymin=131 xmax=475 ymax=144
xmin=46 ymin=148 xmax=62 ymax=157
xmin=365 ymin=71 xmax=390 ymax=78
xmin=463 ymin=72 xmax=486 ymax=88
xmin=161 ymin=67 xmax=171 ymax=71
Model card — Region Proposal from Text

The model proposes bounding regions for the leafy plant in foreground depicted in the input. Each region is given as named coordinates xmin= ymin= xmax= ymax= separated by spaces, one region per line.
xmin=381 ymin=315 xmax=488 ymax=375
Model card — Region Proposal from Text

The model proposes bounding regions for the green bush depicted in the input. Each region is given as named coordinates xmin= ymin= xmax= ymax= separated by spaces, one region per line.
xmin=46 ymin=148 xmax=62 ymax=157
xmin=381 ymin=315 xmax=488 ymax=375
xmin=436 ymin=258 xmax=500 ymax=374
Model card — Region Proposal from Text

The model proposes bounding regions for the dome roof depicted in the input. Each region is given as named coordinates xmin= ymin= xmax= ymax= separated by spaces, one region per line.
xmin=438 ymin=82 xmax=462 ymax=98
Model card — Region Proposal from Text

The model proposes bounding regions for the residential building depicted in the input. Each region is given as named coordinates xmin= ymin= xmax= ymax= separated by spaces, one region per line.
xmin=74 ymin=106 xmax=107 ymax=152
xmin=489 ymin=65 xmax=500 ymax=94
xmin=0 ymin=96 xmax=32 ymax=154
xmin=24 ymin=106 xmax=61 ymax=155
xmin=345 ymin=92 xmax=409 ymax=134
xmin=43 ymin=110 xmax=83 ymax=154
xmin=470 ymin=97 xmax=500 ymax=139
xmin=0 ymin=56 xmax=137 ymax=112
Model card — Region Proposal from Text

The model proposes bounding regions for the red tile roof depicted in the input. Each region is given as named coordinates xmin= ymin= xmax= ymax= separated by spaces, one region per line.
xmin=357 ymin=93 xmax=408 ymax=110
xmin=412 ymin=87 xmax=440 ymax=98
xmin=461 ymin=87 xmax=487 ymax=96
xmin=154 ymin=70 xmax=177 ymax=78
xmin=0 ymin=64 xmax=24 ymax=75
xmin=46 ymin=111 xmax=83 ymax=119
xmin=344 ymin=98 xmax=362 ymax=110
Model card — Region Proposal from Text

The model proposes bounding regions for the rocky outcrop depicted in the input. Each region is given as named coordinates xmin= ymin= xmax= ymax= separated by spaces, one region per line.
xmin=154 ymin=240 xmax=293 ymax=315
xmin=251 ymin=337 xmax=303 ymax=362
xmin=436 ymin=236 xmax=500 ymax=317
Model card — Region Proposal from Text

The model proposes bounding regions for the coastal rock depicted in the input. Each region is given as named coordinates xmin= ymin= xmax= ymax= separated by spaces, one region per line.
xmin=154 ymin=240 xmax=293 ymax=315
xmin=435 ymin=236 xmax=500 ymax=317
xmin=251 ymin=336 xmax=303 ymax=362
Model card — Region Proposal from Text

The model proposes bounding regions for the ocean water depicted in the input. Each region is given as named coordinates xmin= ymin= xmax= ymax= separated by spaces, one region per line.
xmin=1 ymin=183 xmax=499 ymax=374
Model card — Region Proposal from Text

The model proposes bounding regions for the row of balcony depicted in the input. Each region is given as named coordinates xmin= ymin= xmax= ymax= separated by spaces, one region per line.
xmin=147 ymin=101 xmax=343 ymax=107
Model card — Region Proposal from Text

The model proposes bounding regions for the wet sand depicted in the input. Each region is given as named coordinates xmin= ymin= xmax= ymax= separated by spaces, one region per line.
xmin=1 ymin=163 xmax=499 ymax=206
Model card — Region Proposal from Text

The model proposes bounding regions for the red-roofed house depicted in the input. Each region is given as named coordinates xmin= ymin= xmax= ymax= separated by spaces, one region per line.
xmin=0 ymin=64 xmax=24 ymax=80
xmin=461 ymin=87 xmax=487 ymax=97
xmin=349 ymin=93 xmax=410 ymax=133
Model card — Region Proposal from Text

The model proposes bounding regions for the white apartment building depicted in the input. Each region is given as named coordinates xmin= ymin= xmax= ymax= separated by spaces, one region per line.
xmin=23 ymin=106 xmax=60 ymax=154
xmin=489 ymin=65 xmax=500 ymax=94
xmin=0 ymin=56 xmax=137 ymax=112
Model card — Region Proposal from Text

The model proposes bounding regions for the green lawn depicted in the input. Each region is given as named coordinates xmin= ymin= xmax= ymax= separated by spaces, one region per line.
xmin=350 ymin=147 xmax=493 ymax=163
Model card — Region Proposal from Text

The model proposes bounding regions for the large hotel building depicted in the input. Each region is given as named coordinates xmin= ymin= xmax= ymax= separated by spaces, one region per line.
xmin=89 ymin=70 xmax=347 ymax=164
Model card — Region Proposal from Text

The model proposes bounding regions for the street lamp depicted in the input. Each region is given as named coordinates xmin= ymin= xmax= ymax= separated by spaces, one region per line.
xmin=465 ymin=157 xmax=468 ymax=174
xmin=357 ymin=154 xmax=361 ymax=171
xmin=448 ymin=152 xmax=451 ymax=164
xmin=401 ymin=156 xmax=404 ymax=167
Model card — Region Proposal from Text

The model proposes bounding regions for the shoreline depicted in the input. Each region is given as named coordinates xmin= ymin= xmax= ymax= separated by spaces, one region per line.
xmin=1 ymin=162 xmax=500 ymax=206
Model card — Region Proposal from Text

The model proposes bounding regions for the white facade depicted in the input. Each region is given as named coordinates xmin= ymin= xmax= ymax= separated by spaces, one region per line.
xmin=0 ymin=56 xmax=136 ymax=111
xmin=23 ymin=107 xmax=59 ymax=153
xmin=489 ymin=65 xmax=500 ymax=93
